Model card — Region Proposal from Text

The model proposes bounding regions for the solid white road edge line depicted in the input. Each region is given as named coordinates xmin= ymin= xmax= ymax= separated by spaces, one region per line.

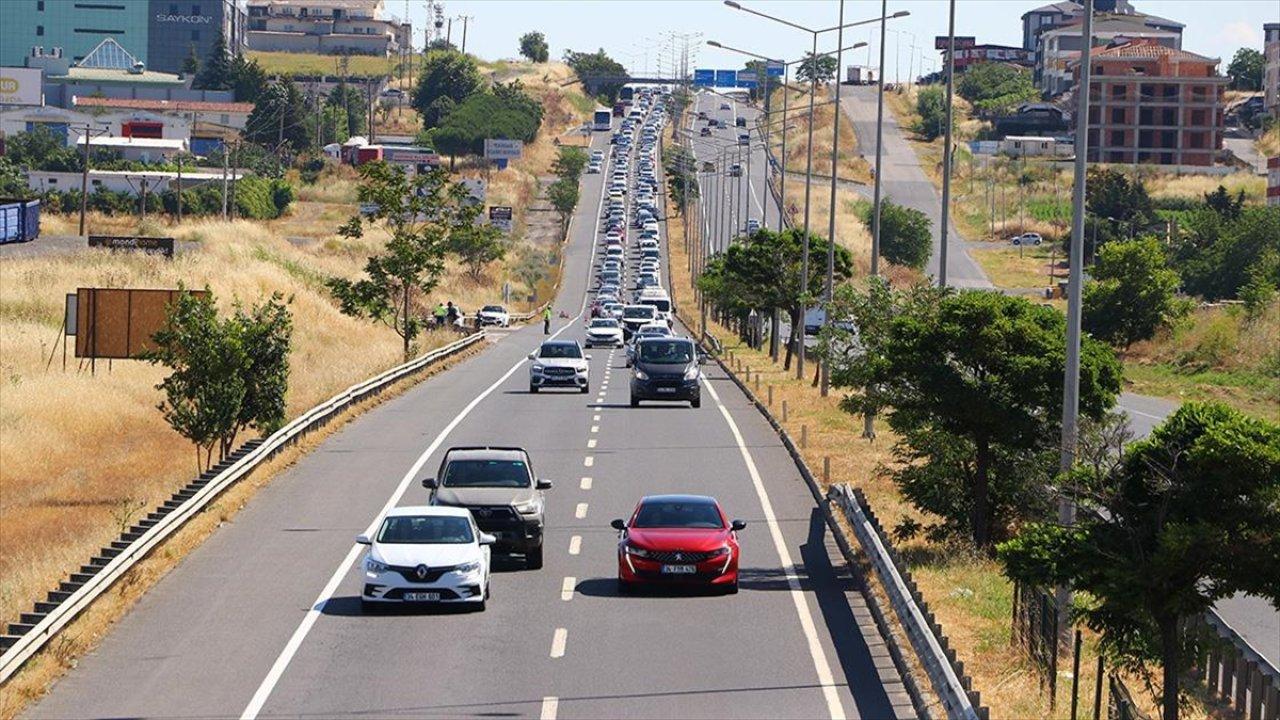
xmin=700 ymin=376 xmax=848 ymax=720
xmin=239 ymin=129 xmax=612 ymax=720
xmin=550 ymin=628 xmax=568 ymax=658
xmin=540 ymin=696 xmax=559 ymax=720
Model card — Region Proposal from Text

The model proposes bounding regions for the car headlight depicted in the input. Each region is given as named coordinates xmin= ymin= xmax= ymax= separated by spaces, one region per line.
xmin=624 ymin=543 xmax=651 ymax=558
xmin=684 ymin=366 xmax=700 ymax=380
xmin=514 ymin=498 xmax=542 ymax=515
xmin=576 ymin=365 xmax=588 ymax=375
xmin=365 ymin=557 xmax=390 ymax=574
xmin=633 ymin=369 xmax=649 ymax=380
xmin=531 ymin=364 xmax=544 ymax=373
xmin=455 ymin=560 xmax=481 ymax=574
xmin=708 ymin=545 xmax=731 ymax=558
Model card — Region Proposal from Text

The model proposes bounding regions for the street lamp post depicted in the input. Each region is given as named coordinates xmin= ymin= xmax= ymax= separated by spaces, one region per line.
xmin=870 ymin=0 xmax=888 ymax=277
xmin=820 ymin=0 xmax=847 ymax=396
xmin=939 ymin=0 xmax=957 ymax=288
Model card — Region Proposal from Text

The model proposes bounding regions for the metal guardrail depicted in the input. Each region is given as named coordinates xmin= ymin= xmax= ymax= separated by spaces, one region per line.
xmin=831 ymin=484 xmax=983 ymax=720
xmin=0 ymin=332 xmax=486 ymax=684
xmin=1200 ymin=608 xmax=1280 ymax=720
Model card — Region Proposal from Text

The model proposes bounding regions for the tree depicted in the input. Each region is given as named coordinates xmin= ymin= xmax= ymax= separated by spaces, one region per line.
xmin=1203 ymin=184 xmax=1245 ymax=220
xmin=795 ymin=52 xmax=838 ymax=84
xmin=859 ymin=290 xmax=1122 ymax=548
xmin=519 ymin=31 xmax=549 ymax=63
xmin=229 ymin=55 xmax=268 ymax=102
xmin=1225 ymin=48 xmax=1264 ymax=91
xmin=860 ymin=199 xmax=931 ymax=269
xmin=421 ymin=95 xmax=456 ymax=129
xmin=327 ymin=164 xmax=473 ymax=359
xmin=914 ymin=86 xmax=947 ymax=140
xmin=956 ymin=62 xmax=1038 ymax=117
xmin=663 ymin=145 xmax=699 ymax=213
xmin=145 ymin=289 xmax=293 ymax=471
xmin=323 ymin=81 xmax=366 ymax=143
xmin=0 ymin=157 xmax=28 ymax=198
xmin=244 ymin=79 xmax=314 ymax=152
xmin=411 ymin=50 xmax=484 ymax=120
xmin=552 ymin=145 xmax=589 ymax=181
xmin=999 ymin=403 xmax=1280 ymax=720
xmin=448 ymin=223 xmax=510 ymax=282
xmin=563 ymin=48 xmax=629 ymax=102
xmin=182 ymin=44 xmax=200 ymax=77
xmin=1083 ymin=237 xmax=1187 ymax=349
xmin=194 ymin=28 xmax=232 ymax=90
xmin=547 ymin=178 xmax=580 ymax=232
xmin=429 ymin=85 xmax=544 ymax=158
xmin=1174 ymin=206 xmax=1280 ymax=300
xmin=1086 ymin=167 xmax=1155 ymax=230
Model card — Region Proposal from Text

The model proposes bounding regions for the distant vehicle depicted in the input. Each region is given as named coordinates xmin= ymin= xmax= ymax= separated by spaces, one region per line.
xmin=424 ymin=446 xmax=552 ymax=569
xmin=611 ymin=494 xmax=745 ymax=593
xmin=735 ymin=116 xmax=746 ymax=128
xmin=720 ymin=102 xmax=731 ymax=110
xmin=613 ymin=102 xmax=626 ymax=117
xmin=737 ymin=133 xmax=750 ymax=146
xmin=700 ymin=126 xmax=713 ymax=137
xmin=625 ymin=323 xmax=672 ymax=367
xmin=587 ymin=161 xmax=601 ymax=174
xmin=620 ymin=304 xmax=659 ymax=338
xmin=1010 ymin=232 xmax=1043 ymax=246
xmin=745 ymin=218 xmax=761 ymax=234
xmin=476 ymin=305 xmax=510 ymax=327
xmin=697 ymin=110 xmax=708 ymax=120
xmin=629 ymin=337 xmax=703 ymax=408
xmin=586 ymin=317 xmax=625 ymax=348
xmin=729 ymin=163 xmax=742 ymax=177
xmin=528 ymin=340 xmax=591 ymax=394
xmin=845 ymin=65 xmax=878 ymax=85
xmin=357 ymin=505 xmax=493 ymax=612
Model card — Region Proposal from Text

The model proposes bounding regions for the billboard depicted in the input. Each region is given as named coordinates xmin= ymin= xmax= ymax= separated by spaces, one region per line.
xmin=383 ymin=146 xmax=442 ymax=167
xmin=0 ymin=67 xmax=42 ymax=106
xmin=88 ymin=235 xmax=175 ymax=258
xmin=714 ymin=69 xmax=737 ymax=88
xmin=483 ymin=138 xmax=523 ymax=160
xmin=693 ymin=69 xmax=715 ymax=87
xmin=74 ymin=288 xmax=208 ymax=359
xmin=489 ymin=206 xmax=513 ymax=233
xmin=935 ymin=36 xmax=977 ymax=50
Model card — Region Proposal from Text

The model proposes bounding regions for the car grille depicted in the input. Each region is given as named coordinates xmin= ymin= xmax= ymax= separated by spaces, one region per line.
xmin=543 ymin=366 xmax=575 ymax=377
xmin=387 ymin=564 xmax=458 ymax=584
xmin=646 ymin=549 xmax=715 ymax=563
xmin=466 ymin=505 xmax=524 ymax=532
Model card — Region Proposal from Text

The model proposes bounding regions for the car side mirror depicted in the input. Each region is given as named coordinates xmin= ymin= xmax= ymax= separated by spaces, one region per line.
xmin=610 ymin=519 xmax=627 ymax=531
xmin=356 ymin=534 xmax=371 ymax=545
xmin=478 ymin=533 xmax=497 ymax=546
xmin=527 ymin=352 xmax=538 ymax=361
xmin=731 ymin=519 xmax=747 ymax=532
xmin=585 ymin=354 xmax=593 ymax=360
xmin=422 ymin=477 xmax=437 ymax=489
xmin=536 ymin=479 xmax=553 ymax=490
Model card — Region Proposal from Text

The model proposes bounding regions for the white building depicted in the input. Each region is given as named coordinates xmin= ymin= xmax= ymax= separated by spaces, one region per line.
xmin=77 ymin=136 xmax=187 ymax=163
xmin=998 ymin=136 xmax=1072 ymax=158
xmin=246 ymin=0 xmax=411 ymax=56
xmin=27 ymin=169 xmax=245 ymax=196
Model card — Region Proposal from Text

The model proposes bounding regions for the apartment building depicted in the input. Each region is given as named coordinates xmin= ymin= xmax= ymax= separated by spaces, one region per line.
xmin=245 ymin=0 xmax=410 ymax=56
xmin=1038 ymin=13 xmax=1183 ymax=95
xmin=1265 ymin=23 xmax=1279 ymax=118
xmin=1076 ymin=39 xmax=1227 ymax=167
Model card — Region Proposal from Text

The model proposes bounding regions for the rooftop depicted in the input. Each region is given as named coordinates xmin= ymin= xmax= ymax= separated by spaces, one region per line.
xmin=1091 ymin=39 xmax=1217 ymax=63
xmin=72 ymin=96 xmax=254 ymax=114
xmin=52 ymin=67 xmax=184 ymax=85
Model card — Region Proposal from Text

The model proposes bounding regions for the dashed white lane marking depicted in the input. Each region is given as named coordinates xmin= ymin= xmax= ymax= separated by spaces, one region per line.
xmin=580 ymin=476 xmax=593 ymax=490
xmin=561 ymin=577 xmax=576 ymax=601
xmin=593 ymin=414 xmax=601 ymax=421
xmin=550 ymin=628 xmax=568 ymax=658
xmin=700 ymin=377 xmax=848 ymax=720
xmin=575 ymin=502 xmax=588 ymax=519
xmin=587 ymin=438 xmax=597 ymax=449
xmin=591 ymin=425 xmax=599 ymax=433
xmin=568 ymin=535 xmax=582 ymax=555
xmin=540 ymin=696 xmax=559 ymax=720
xmin=583 ymin=456 xmax=594 ymax=467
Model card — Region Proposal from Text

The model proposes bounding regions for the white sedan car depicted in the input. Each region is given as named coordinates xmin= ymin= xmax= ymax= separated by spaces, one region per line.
xmin=585 ymin=317 xmax=625 ymax=348
xmin=358 ymin=506 xmax=494 ymax=612
xmin=477 ymin=305 xmax=510 ymax=327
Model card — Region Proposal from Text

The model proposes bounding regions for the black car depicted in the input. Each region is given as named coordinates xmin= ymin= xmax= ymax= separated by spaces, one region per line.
xmin=630 ymin=337 xmax=702 ymax=408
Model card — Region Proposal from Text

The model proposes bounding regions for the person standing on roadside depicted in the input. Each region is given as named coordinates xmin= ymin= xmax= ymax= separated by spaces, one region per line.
xmin=445 ymin=301 xmax=458 ymax=328
xmin=433 ymin=302 xmax=447 ymax=327
xmin=543 ymin=306 xmax=552 ymax=334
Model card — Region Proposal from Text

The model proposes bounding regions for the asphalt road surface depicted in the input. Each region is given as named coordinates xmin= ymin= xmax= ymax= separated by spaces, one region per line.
xmin=27 ymin=109 xmax=910 ymax=720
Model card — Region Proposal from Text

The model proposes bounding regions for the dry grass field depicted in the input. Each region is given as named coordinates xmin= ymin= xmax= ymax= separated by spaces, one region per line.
xmin=765 ymin=85 xmax=873 ymax=185
xmin=0 ymin=59 xmax=593 ymax=640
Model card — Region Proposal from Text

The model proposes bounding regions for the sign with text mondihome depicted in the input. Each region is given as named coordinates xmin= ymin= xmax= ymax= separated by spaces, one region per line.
xmin=483 ymin=138 xmax=523 ymax=161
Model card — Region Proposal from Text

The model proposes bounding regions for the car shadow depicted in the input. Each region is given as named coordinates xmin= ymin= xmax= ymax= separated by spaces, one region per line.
xmin=574 ymin=577 xmax=730 ymax=599
xmin=320 ymin=595 xmax=480 ymax=616
xmin=589 ymin=403 xmax=691 ymax=410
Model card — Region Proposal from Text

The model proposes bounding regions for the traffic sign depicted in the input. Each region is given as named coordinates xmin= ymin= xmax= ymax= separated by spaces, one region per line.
xmin=483 ymin=138 xmax=523 ymax=160
xmin=736 ymin=71 xmax=758 ymax=89
xmin=766 ymin=62 xmax=784 ymax=78
xmin=693 ymin=69 xmax=715 ymax=87
xmin=714 ymin=69 xmax=737 ymax=88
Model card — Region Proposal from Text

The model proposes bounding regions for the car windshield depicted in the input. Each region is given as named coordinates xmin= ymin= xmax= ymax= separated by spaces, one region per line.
xmin=442 ymin=459 xmax=532 ymax=488
xmin=540 ymin=343 xmax=583 ymax=359
xmin=639 ymin=340 xmax=693 ymax=364
xmin=640 ymin=298 xmax=671 ymax=313
xmin=633 ymin=500 xmax=724 ymax=529
xmin=482 ymin=305 xmax=503 ymax=313
xmin=623 ymin=306 xmax=656 ymax=319
xmin=591 ymin=319 xmax=619 ymax=328
xmin=377 ymin=515 xmax=475 ymax=544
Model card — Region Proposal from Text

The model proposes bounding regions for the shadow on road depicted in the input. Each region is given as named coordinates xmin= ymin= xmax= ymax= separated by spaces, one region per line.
xmin=320 ymin=596 xmax=481 ymax=617
xmin=574 ymin=577 xmax=733 ymax=599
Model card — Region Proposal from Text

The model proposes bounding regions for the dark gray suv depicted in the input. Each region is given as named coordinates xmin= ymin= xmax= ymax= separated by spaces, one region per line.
xmin=423 ymin=447 xmax=552 ymax=569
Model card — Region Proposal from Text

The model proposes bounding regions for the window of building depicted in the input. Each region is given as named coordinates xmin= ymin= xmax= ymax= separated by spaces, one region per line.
xmin=92 ymin=179 xmax=102 ymax=186
xmin=37 ymin=0 xmax=44 ymax=10
xmin=220 ymin=113 xmax=229 ymax=124
xmin=1111 ymin=108 xmax=1125 ymax=123
xmin=1191 ymin=110 xmax=1205 ymax=125
xmin=47 ymin=178 xmax=57 ymax=185
xmin=1111 ymin=84 xmax=1126 ymax=99
xmin=36 ymin=24 xmax=44 ymax=36
xmin=1110 ymin=130 xmax=1125 ymax=146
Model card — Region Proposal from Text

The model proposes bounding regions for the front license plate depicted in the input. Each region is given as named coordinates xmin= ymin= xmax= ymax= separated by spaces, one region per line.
xmin=404 ymin=592 xmax=441 ymax=601
xmin=656 ymin=387 xmax=677 ymax=393
xmin=661 ymin=564 xmax=696 ymax=574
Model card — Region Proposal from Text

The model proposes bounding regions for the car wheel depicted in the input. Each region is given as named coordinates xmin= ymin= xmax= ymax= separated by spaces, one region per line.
xmin=581 ymin=384 xmax=590 ymax=394
xmin=691 ymin=397 xmax=701 ymax=409
xmin=527 ymin=545 xmax=544 ymax=570
xmin=529 ymin=384 xmax=539 ymax=393
xmin=1034 ymin=238 xmax=1042 ymax=245
xmin=1012 ymin=238 xmax=1021 ymax=246
xmin=630 ymin=395 xmax=640 ymax=408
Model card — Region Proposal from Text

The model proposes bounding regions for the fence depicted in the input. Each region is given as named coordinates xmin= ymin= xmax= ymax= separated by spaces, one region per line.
xmin=1195 ymin=611 xmax=1280 ymax=720
xmin=1012 ymin=582 xmax=1061 ymax=699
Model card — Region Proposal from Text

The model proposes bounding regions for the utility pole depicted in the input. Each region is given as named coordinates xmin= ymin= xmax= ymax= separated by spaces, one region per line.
xmin=821 ymin=0 xmax=847 ymax=397
xmin=367 ymin=79 xmax=376 ymax=143
xmin=140 ymin=177 xmax=148 ymax=221
xmin=938 ymin=0 xmax=956 ymax=288
xmin=78 ymin=124 xmax=92 ymax=236
xmin=221 ymin=142 xmax=229 ymax=220
xmin=1058 ymin=0 xmax=1095 ymax=643
xmin=459 ymin=15 xmax=471 ymax=54
xmin=176 ymin=155 xmax=183 ymax=224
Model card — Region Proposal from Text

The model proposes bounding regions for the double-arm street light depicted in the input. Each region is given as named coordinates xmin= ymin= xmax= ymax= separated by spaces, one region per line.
xmin=724 ymin=0 xmax=906 ymax=380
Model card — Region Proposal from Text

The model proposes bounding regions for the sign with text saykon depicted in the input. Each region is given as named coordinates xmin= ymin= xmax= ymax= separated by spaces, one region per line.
xmin=483 ymin=138 xmax=523 ymax=161
xmin=0 ymin=67 xmax=42 ymax=106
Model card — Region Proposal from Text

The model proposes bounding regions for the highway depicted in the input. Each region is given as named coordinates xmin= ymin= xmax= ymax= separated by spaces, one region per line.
xmin=27 ymin=105 xmax=909 ymax=720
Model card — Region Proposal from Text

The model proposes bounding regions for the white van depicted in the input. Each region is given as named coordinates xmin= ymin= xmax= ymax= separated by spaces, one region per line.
xmin=636 ymin=288 xmax=673 ymax=324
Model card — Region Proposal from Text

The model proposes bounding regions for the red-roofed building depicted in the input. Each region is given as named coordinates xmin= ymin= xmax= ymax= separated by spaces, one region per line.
xmin=1074 ymin=39 xmax=1226 ymax=166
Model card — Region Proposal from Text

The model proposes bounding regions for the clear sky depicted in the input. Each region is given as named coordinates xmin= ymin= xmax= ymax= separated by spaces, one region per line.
xmin=394 ymin=0 xmax=1278 ymax=81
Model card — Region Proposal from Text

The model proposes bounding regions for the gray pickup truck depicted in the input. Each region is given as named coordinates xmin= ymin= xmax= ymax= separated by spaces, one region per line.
xmin=423 ymin=446 xmax=551 ymax=569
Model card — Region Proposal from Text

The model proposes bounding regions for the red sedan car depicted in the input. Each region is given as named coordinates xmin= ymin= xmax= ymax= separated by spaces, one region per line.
xmin=611 ymin=495 xmax=746 ymax=594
